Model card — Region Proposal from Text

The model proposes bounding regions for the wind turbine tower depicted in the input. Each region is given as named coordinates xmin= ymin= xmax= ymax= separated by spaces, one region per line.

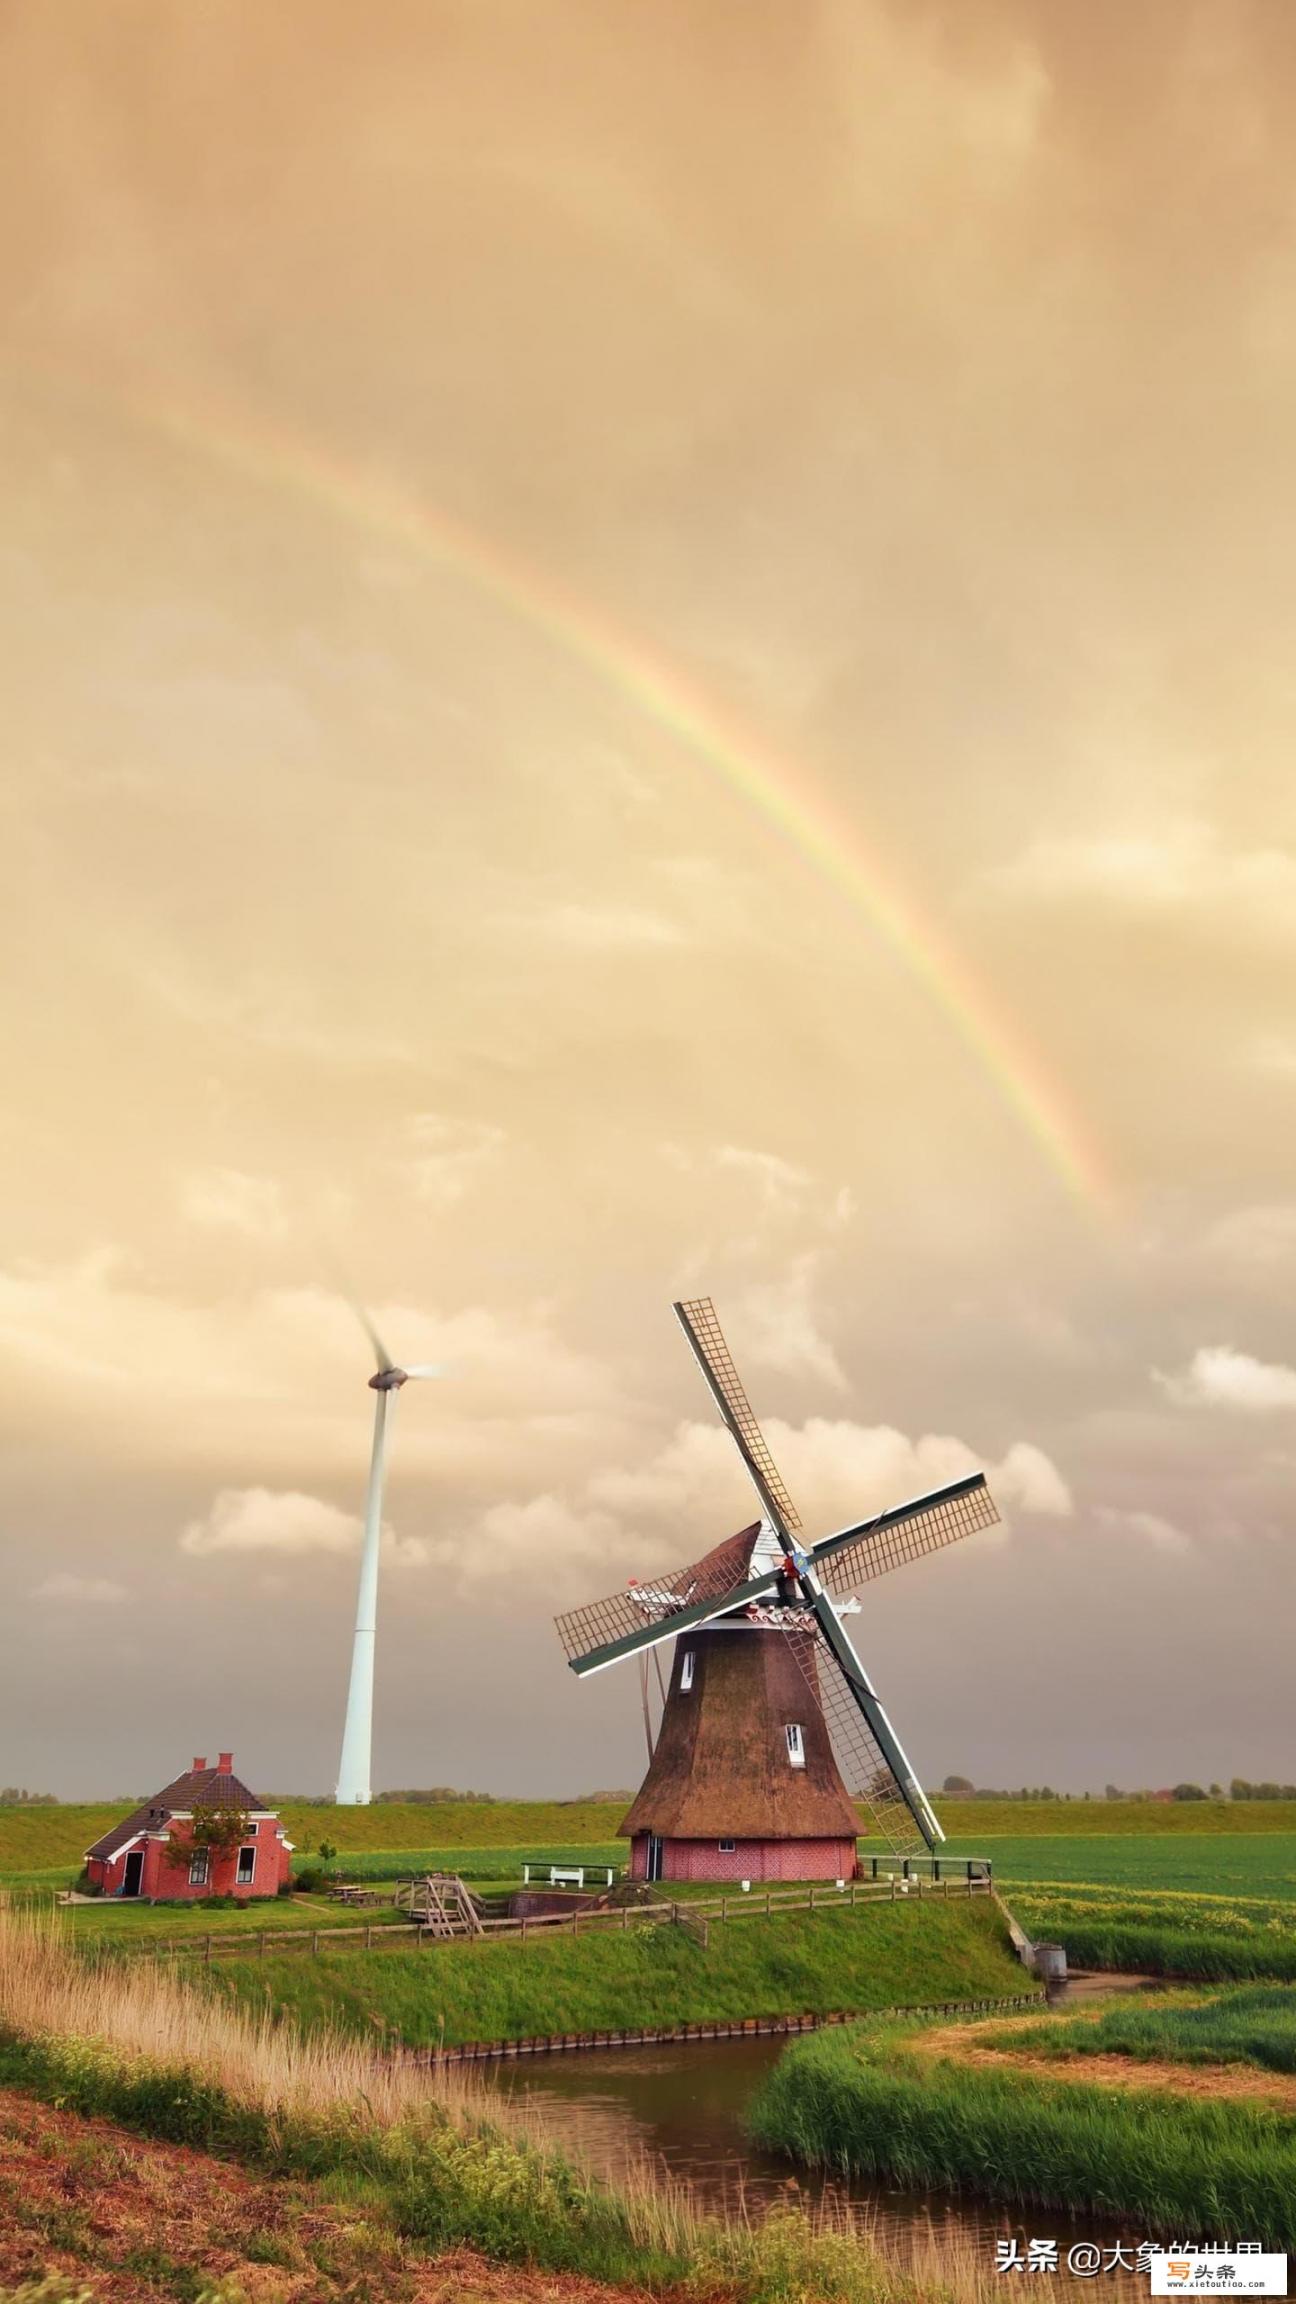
xmin=335 ymin=1309 xmax=441 ymax=1806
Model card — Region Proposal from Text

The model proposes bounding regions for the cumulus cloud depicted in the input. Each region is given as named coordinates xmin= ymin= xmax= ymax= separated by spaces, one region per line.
xmin=984 ymin=821 xmax=1296 ymax=936
xmin=1095 ymin=1505 xmax=1192 ymax=1554
xmin=1203 ymin=1204 xmax=1296 ymax=1265
xmin=401 ymin=1113 xmax=505 ymax=1208
xmin=180 ymin=1487 xmax=361 ymax=1557
xmin=1156 ymin=1344 xmax=1296 ymax=1412
xmin=31 ymin=1573 xmax=127 ymax=1605
xmin=730 ymin=1257 xmax=847 ymax=1390
xmin=179 ymin=1167 xmax=286 ymax=1237
xmin=713 ymin=1145 xmax=813 ymax=1215
xmin=533 ymin=903 xmax=688 ymax=950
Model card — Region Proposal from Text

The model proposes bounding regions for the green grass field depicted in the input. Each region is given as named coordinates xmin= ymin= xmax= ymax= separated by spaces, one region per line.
xmin=8 ymin=1796 xmax=1296 ymax=1884
xmin=208 ymin=1898 xmax=1027 ymax=2048
xmin=747 ymin=2001 xmax=1296 ymax=2245
xmin=946 ymin=1831 xmax=1296 ymax=1897
xmin=989 ymin=1984 xmax=1296 ymax=2074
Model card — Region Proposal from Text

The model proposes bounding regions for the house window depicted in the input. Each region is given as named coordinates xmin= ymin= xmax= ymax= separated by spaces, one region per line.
xmin=680 ymin=1649 xmax=695 ymax=1692
xmin=188 ymin=1850 xmax=209 ymax=1886
xmin=785 ymin=1723 xmax=806 ymax=1768
xmin=245 ymin=1821 xmax=257 ymax=1835
xmin=718 ymin=1838 xmax=736 ymax=1853
xmin=236 ymin=1846 xmax=256 ymax=1885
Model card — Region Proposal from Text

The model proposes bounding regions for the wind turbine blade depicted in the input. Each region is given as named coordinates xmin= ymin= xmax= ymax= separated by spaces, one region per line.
xmin=402 ymin=1363 xmax=446 ymax=1379
xmin=353 ymin=1300 xmax=393 ymax=1374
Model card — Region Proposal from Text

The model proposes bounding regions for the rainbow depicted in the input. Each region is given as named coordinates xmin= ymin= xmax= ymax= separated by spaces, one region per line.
xmin=130 ymin=384 xmax=1110 ymax=1212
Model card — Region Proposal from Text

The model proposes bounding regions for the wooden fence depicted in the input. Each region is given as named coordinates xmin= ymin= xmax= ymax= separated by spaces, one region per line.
xmin=112 ymin=1868 xmax=992 ymax=1964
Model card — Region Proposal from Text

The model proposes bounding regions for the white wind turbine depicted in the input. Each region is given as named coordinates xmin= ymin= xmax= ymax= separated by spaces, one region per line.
xmin=335 ymin=1302 xmax=443 ymax=1806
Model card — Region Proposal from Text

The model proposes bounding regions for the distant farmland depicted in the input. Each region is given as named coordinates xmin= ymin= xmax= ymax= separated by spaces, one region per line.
xmin=5 ymin=1795 xmax=1296 ymax=1885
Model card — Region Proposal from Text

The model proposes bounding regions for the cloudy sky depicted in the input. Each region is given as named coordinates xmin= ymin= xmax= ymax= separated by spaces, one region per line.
xmin=3 ymin=0 xmax=1295 ymax=1801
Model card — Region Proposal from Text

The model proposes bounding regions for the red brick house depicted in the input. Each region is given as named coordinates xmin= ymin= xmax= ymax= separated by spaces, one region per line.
xmin=620 ymin=1526 xmax=862 ymax=1885
xmin=83 ymin=1754 xmax=294 ymax=1902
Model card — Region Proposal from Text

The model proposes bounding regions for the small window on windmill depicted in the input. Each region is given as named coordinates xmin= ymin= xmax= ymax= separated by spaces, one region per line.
xmin=718 ymin=1838 xmax=736 ymax=1853
xmin=785 ymin=1722 xmax=806 ymax=1768
xmin=680 ymin=1649 xmax=695 ymax=1692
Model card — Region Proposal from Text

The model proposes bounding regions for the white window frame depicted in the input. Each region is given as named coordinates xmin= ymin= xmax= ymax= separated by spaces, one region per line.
xmin=785 ymin=1722 xmax=806 ymax=1768
xmin=236 ymin=1845 xmax=256 ymax=1885
xmin=188 ymin=1849 xmax=209 ymax=1886
xmin=718 ymin=1838 xmax=736 ymax=1853
xmin=680 ymin=1649 xmax=695 ymax=1692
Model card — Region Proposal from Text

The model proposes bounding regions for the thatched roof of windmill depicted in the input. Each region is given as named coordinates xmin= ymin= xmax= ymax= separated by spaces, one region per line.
xmin=620 ymin=1619 xmax=859 ymax=1840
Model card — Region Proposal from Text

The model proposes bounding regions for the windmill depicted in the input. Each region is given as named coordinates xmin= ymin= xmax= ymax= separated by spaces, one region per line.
xmin=555 ymin=1297 xmax=1000 ymax=1882
xmin=335 ymin=1305 xmax=442 ymax=1806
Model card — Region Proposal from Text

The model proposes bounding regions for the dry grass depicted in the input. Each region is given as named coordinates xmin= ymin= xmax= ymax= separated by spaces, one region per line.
xmin=0 ymin=1909 xmax=1008 ymax=2303
xmin=0 ymin=1909 xmax=465 ymax=2128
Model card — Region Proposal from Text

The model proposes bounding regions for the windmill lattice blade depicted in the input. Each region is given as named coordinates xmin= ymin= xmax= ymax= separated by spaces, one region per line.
xmin=813 ymin=1474 xmax=999 ymax=1599
xmin=780 ymin=1617 xmax=929 ymax=1860
xmin=555 ymin=1525 xmax=781 ymax=1671
xmin=674 ymin=1297 xmax=801 ymax=1534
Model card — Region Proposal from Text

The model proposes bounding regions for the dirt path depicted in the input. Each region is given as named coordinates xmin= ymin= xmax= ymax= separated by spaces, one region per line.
xmin=0 ymin=2087 xmax=657 ymax=2304
xmin=914 ymin=2014 xmax=1296 ymax=2109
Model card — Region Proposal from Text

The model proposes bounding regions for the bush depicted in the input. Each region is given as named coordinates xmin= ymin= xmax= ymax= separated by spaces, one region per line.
xmin=292 ymin=1866 xmax=335 ymax=1896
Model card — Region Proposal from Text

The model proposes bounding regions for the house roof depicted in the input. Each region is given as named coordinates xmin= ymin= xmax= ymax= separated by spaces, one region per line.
xmin=620 ymin=1622 xmax=860 ymax=1841
xmin=84 ymin=1760 xmax=273 ymax=1862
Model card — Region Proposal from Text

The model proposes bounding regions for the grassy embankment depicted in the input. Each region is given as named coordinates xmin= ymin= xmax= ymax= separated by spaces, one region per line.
xmin=207 ymin=1898 xmax=1028 ymax=2049
xmin=11 ymin=1800 xmax=1296 ymax=1983
xmin=748 ymin=1993 xmax=1296 ymax=2247
xmin=0 ymin=1911 xmax=987 ymax=2304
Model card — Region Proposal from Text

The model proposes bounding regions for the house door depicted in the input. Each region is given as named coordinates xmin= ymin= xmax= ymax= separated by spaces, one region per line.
xmin=646 ymin=1834 xmax=665 ymax=1884
xmin=121 ymin=1851 xmax=144 ymax=1899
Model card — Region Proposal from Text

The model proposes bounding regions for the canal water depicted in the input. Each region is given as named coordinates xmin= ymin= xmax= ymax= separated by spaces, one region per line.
xmin=482 ymin=1977 xmax=1157 ymax=2295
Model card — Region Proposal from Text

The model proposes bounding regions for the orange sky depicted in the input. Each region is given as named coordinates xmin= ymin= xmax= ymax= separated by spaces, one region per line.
xmin=3 ymin=0 xmax=1295 ymax=1796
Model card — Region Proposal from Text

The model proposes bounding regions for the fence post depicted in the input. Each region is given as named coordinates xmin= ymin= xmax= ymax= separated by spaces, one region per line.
xmin=205 ymin=1933 xmax=212 ymax=1964
xmin=809 ymin=1886 xmax=816 ymax=1914
xmin=312 ymin=1931 xmax=320 ymax=1957
xmin=258 ymin=1931 xmax=266 ymax=1960
xmin=721 ymin=1895 xmax=727 ymax=1923
xmin=365 ymin=1923 xmax=373 ymax=1949
xmin=850 ymin=1879 xmax=856 ymax=1908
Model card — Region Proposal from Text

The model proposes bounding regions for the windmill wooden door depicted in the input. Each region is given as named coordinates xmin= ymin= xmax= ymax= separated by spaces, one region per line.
xmin=646 ymin=1834 xmax=665 ymax=1883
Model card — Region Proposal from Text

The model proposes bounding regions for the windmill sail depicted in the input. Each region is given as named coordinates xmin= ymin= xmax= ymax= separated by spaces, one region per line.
xmin=779 ymin=1602 xmax=939 ymax=1855
xmin=555 ymin=1522 xmax=781 ymax=1675
xmin=674 ymin=1297 xmax=802 ymax=1538
xmin=812 ymin=1473 xmax=998 ymax=1599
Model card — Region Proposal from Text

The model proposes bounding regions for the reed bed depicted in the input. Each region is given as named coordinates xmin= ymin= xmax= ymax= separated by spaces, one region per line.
xmin=0 ymin=1910 xmax=969 ymax=2303
xmin=747 ymin=2015 xmax=1296 ymax=2246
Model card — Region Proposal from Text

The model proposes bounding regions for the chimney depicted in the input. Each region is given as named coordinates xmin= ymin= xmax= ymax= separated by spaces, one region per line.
xmin=192 ymin=1756 xmax=207 ymax=1772
xmin=218 ymin=1752 xmax=233 ymax=1773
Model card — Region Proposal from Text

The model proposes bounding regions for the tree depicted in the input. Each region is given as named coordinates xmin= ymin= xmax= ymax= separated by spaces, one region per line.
xmin=1209 ymin=1784 xmax=1222 ymax=1798
xmin=1171 ymin=1782 xmax=1206 ymax=1802
xmin=941 ymin=1775 xmax=975 ymax=1794
xmin=164 ymin=1800 xmax=251 ymax=1883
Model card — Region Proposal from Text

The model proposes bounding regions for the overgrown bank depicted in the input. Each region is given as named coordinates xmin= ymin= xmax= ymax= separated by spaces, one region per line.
xmin=209 ymin=1900 xmax=1027 ymax=2050
xmin=747 ymin=2007 xmax=1296 ymax=2245
xmin=0 ymin=1912 xmax=985 ymax=2304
